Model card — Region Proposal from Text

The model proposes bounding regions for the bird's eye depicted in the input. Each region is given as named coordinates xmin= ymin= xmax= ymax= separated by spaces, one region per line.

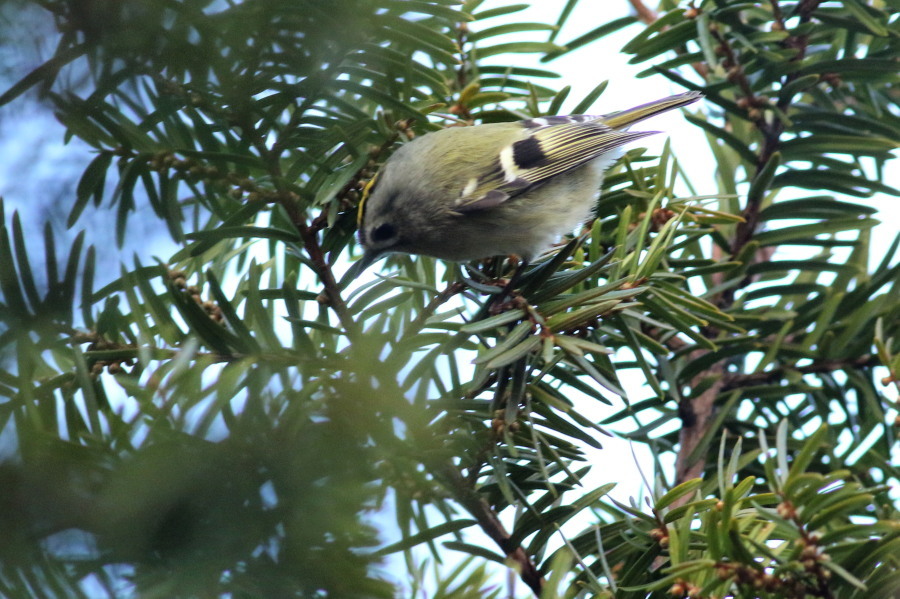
xmin=371 ymin=223 xmax=396 ymax=243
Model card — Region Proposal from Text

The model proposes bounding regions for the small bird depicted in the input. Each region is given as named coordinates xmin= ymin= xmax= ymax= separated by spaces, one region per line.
xmin=355 ymin=91 xmax=702 ymax=273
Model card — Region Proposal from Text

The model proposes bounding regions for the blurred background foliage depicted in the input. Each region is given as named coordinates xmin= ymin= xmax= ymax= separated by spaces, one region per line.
xmin=0 ymin=0 xmax=898 ymax=597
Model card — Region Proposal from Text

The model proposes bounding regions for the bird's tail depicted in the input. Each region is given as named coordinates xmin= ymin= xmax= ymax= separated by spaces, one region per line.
xmin=603 ymin=91 xmax=703 ymax=129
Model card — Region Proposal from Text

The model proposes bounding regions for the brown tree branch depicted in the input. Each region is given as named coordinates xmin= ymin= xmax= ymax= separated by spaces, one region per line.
xmin=234 ymin=109 xmax=361 ymax=336
xmin=672 ymin=0 xmax=826 ymax=485
xmin=726 ymin=0 xmax=822 ymax=264
xmin=407 ymin=281 xmax=466 ymax=336
xmin=721 ymin=355 xmax=877 ymax=391
xmin=672 ymin=351 xmax=877 ymax=489
xmin=440 ymin=463 xmax=545 ymax=596
xmin=295 ymin=219 xmax=358 ymax=335
xmin=675 ymin=359 xmax=725 ymax=486
xmin=628 ymin=0 xmax=658 ymax=24
xmin=629 ymin=2 xmax=711 ymax=77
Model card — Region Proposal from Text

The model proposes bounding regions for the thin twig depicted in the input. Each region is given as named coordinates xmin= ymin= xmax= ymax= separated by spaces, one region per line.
xmin=628 ymin=0 xmax=658 ymax=24
xmin=236 ymin=110 xmax=359 ymax=336
xmin=673 ymin=0 xmax=824 ymax=484
xmin=722 ymin=355 xmax=877 ymax=391
xmin=726 ymin=0 xmax=822 ymax=263
xmin=439 ymin=462 xmax=545 ymax=596
xmin=629 ymin=1 xmax=710 ymax=78
xmin=407 ymin=281 xmax=466 ymax=335
xmin=295 ymin=219 xmax=358 ymax=335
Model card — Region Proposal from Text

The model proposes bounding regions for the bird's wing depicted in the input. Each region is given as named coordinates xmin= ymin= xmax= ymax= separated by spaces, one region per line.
xmin=452 ymin=118 xmax=656 ymax=213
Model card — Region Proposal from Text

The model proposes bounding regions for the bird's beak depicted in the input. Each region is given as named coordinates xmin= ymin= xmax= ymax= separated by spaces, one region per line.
xmin=340 ymin=249 xmax=383 ymax=287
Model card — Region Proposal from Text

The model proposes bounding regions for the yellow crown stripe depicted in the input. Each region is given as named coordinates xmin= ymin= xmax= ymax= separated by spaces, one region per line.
xmin=357 ymin=172 xmax=380 ymax=227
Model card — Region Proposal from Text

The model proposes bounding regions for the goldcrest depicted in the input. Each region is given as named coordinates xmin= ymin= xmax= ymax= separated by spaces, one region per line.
xmin=355 ymin=91 xmax=702 ymax=271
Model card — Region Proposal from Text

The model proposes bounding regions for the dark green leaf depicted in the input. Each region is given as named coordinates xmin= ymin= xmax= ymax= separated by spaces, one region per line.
xmin=374 ymin=520 xmax=476 ymax=556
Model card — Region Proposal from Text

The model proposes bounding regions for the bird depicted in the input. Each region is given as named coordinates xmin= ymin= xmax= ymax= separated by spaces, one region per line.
xmin=354 ymin=90 xmax=703 ymax=274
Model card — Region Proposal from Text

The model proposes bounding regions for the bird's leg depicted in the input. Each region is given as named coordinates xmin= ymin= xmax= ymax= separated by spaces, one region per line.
xmin=487 ymin=256 xmax=529 ymax=315
xmin=500 ymin=256 xmax=529 ymax=301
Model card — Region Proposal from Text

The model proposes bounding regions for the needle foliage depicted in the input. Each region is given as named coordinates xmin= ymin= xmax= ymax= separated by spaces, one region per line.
xmin=0 ymin=1 xmax=897 ymax=597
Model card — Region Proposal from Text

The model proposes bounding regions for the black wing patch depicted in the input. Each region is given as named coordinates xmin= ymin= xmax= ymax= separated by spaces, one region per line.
xmin=453 ymin=120 xmax=656 ymax=213
xmin=512 ymin=137 xmax=550 ymax=169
